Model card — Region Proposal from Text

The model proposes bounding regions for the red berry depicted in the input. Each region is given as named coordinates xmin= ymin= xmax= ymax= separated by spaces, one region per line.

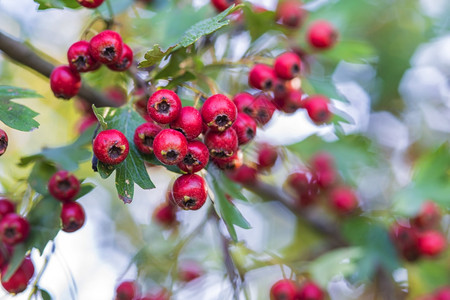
xmin=270 ymin=279 xmax=297 ymax=300
xmin=274 ymin=52 xmax=302 ymax=80
xmin=1 ymin=256 xmax=34 ymax=294
xmin=311 ymin=152 xmax=334 ymax=172
xmin=257 ymin=143 xmax=278 ymax=170
xmin=0 ymin=213 xmax=30 ymax=246
xmin=330 ymin=187 xmax=358 ymax=214
xmin=76 ymin=0 xmax=104 ymax=8
xmin=274 ymin=88 xmax=303 ymax=114
xmin=253 ymin=93 xmax=276 ymax=126
xmin=115 ymin=281 xmax=138 ymax=300
xmin=435 ymin=287 xmax=450 ymax=300
xmin=153 ymin=202 xmax=177 ymax=228
xmin=89 ymin=30 xmax=123 ymax=65
xmin=178 ymin=261 xmax=203 ymax=282
xmin=201 ymin=94 xmax=237 ymax=132
xmin=172 ymin=174 xmax=208 ymax=210
xmin=48 ymin=170 xmax=80 ymax=202
xmin=417 ymin=230 xmax=446 ymax=257
xmin=61 ymin=202 xmax=85 ymax=233
xmin=232 ymin=113 xmax=257 ymax=145
xmin=304 ymin=95 xmax=332 ymax=124
xmin=285 ymin=170 xmax=319 ymax=206
xmin=133 ymin=123 xmax=162 ymax=155
xmin=227 ymin=164 xmax=258 ymax=185
xmin=0 ymin=198 xmax=15 ymax=221
xmin=233 ymin=92 xmax=256 ymax=116
xmin=276 ymin=0 xmax=307 ymax=29
xmin=249 ymin=64 xmax=277 ymax=90
xmin=390 ymin=223 xmax=420 ymax=262
xmin=178 ymin=141 xmax=209 ymax=174
xmin=296 ymin=281 xmax=324 ymax=300
xmin=211 ymin=0 xmax=240 ymax=12
xmin=108 ymin=43 xmax=134 ymax=71
xmin=307 ymin=20 xmax=338 ymax=49
xmin=147 ymin=89 xmax=182 ymax=124
xmin=204 ymin=128 xmax=238 ymax=159
xmin=93 ymin=129 xmax=130 ymax=165
xmin=153 ymin=129 xmax=188 ymax=165
xmin=212 ymin=150 xmax=243 ymax=171
xmin=50 ymin=65 xmax=81 ymax=99
xmin=0 ymin=129 xmax=7 ymax=156
xmin=412 ymin=201 xmax=441 ymax=230
xmin=67 ymin=40 xmax=100 ymax=73
xmin=170 ymin=106 xmax=203 ymax=140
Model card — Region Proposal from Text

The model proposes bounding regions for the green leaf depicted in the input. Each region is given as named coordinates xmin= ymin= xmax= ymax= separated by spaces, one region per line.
xmin=321 ymin=40 xmax=377 ymax=64
xmin=242 ymin=2 xmax=278 ymax=41
xmin=219 ymin=173 xmax=248 ymax=202
xmin=33 ymin=0 xmax=80 ymax=10
xmin=139 ymin=45 xmax=176 ymax=68
xmin=2 ymin=244 xmax=27 ymax=281
xmin=40 ymin=289 xmax=52 ymax=300
xmin=76 ymin=183 xmax=96 ymax=200
xmin=0 ymin=86 xmax=41 ymax=131
xmin=97 ymin=161 xmax=116 ymax=179
xmin=27 ymin=161 xmax=58 ymax=195
xmin=165 ymin=71 xmax=196 ymax=90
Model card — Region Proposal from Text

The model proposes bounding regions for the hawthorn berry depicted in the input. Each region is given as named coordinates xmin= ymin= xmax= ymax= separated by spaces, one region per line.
xmin=417 ymin=230 xmax=446 ymax=257
xmin=232 ymin=112 xmax=257 ymax=145
xmin=233 ymin=92 xmax=256 ymax=116
xmin=115 ymin=281 xmax=138 ymax=300
xmin=67 ymin=40 xmax=100 ymax=73
xmin=307 ymin=20 xmax=338 ymax=49
xmin=249 ymin=64 xmax=277 ymax=90
xmin=153 ymin=129 xmax=188 ymax=165
xmin=285 ymin=170 xmax=319 ymax=207
xmin=204 ymin=128 xmax=238 ymax=159
xmin=1 ymin=256 xmax=34 ymax=294
xmin=48 ymin=170 xmax=80 ymax=202
xmin=227 ymin=164 xmax=258 ymax=185
xmin=170 ymin=106 xmax=203 ymax=140
xmin=0 ymin=213 xmax=30 ymax=246
xmin=276 ymin=0 xmax=307 ymax=29
xmin=274 ymin=52 xmax=302 ymax=80
xmin=201 ymin=94 xmax=237 ymax=132
xmin=108 ymin=43 xmax=134 ymax=71
xmin=0 ymin=198 xmax=15 ymax=220
xmin=153 ymin=202 xmax=177 ymax=228
xmin=390 ymin=223 xmax=420 ymax=262
xmin=303 ymin=95 xmax=332 ymax=124
xmin=274 ymin=88 xmax=303 ymax=113
xmin=0 ymin=129 xmax=7 ymax=156
xmin=311 ymin=152 xmax=334 ymax=172
xmin=178 ymin=261 xmax=203 ymax=282
xmin=252 ymin=93 xmax=276 ymax=126
xmin=93 ymin=129 xmax=130 ymax=165
xmin=412 ymin=201 xmax=441 ymax=230
xmin=61 ymin=202 xmax=86 ymax=233
xmin=270 ymin=279 xmax=297 ymax=300
xmin=211 ymin=0 xmax=240 ymax=12
xmin=212 ymin=150 xmax=243 ymax=171
xmin=147 ymin=89 xmax=182 ymax=124
xmin=50 ymin=65 xmax=81 ymax=99
xmin=133 ymin=122 xmax=162 ymax=155
xmin=330 ymin=187 xmax=358 ymax=214
xmin=296 ymin=281 xmax=324 ymax=300
xmin=89 ymin=30 xmax=123 ymax=65
xmin=257 ymin=143 xmax=278 ymax=170
xmin=178 ymin=141 xmax=210 ymax=174
xmin=435 ymin=287 xmax=450 ymax=300
xmin=76 ymin=0 xmax=104 ymax=8
xmin=172 ymin=174 xmax=208 ymax=210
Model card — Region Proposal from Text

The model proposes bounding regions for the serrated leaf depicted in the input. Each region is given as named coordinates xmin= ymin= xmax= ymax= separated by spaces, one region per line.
xmin=0 ymin=86 xmax=41 ymax=131
xmin=2 ymin=244 xmax=27 ymax=281
xmin=33 ymin=0 xmax=80 ymax=10
xmin=40 ymin=289 xmax=52 ymax=300
xmin=139 ymin=45 xmax=176 ymax=68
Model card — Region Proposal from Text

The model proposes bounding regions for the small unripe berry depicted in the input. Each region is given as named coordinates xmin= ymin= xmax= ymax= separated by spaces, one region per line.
xmin=0 ymin=198 xmax=15 ymax=220
xmin=1 ymin=256 xmax=34 ymax=294
xmin=153 ymin=129 xmax=188 ymax=165
xmin=61 ymin=202 xmax=86 ymax=233
xmin=178 ymin=141 xmax=210 ymax=174
xmin=330 ymin=187 xmax=358 ymax=214
xmin=115 ymin=281 xmax=138 ymax=300
xmin=89 ymin=30 xmax=123 ymax=65
xmin=76 ymin=0 xmax=104 ymax=8
xmin=233 ymin=92 xmax=256 ymax=116
xmin=307 ymin=20 xmax=338 ymax=49
xmin=249 ymin=64 xmax=277 ymax=90
xmin=93 ymin=129 xmax=130 ymax=165
xmin=232 ymin=113 xmax=257 ymax=145
xmin=108 ymin=44 xmax=134 ymax=71
xmin=178 ymin=261 xmax=203 ymax=282
xmin=133 ymin=123 xmax=162 ymax=155
xmin=0 ymin=213 xmax=30 ymax=246
xmin=67 ymin=40 xmax=100 ymax=72
xmin=253 ymin=93 xmax=276 ymax=126
xmin=276 ymin=0 xmax=307 ymax=29
xmin=270 ymin=279 xmax=297 ymax=300
xmin=172 ymin=174 xmax=208 ymax=210
xmin=170 ymin=106 xmax=203 ymax=140
xmin=303 ymin=95 xmax=332 ymax=124
xmin=417 ymin=230 xmax=446 ymax=257
xmin=296 ymin=281 xmax=325 ymax=300
xmin=48 ymin=170 xmax=80 ymax=202
xmin=412 ymin=201 xmax=441 ymax=230
xmin=50 ymin=65 xmax=81 ymax=99
xmin=274 ymin=52 xmax=302 ymax=80
xmin=204 ymin=128 xmax=238 ymax=159
xmin=201 ymin=94 xmax=237 ymax=132
xmin=153 ymin=202 xmax=177 ymax=228
xmin=0 ymin=129 xmax=7 ymax=156
xmin=211 ymin=0 xmax=240 ymax=12
xmin=147 ymin=89 xmax=182 ymax=124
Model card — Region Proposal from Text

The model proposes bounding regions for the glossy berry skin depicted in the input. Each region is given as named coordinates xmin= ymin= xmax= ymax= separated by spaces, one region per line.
xmin=172 ymin=174 xmax=208 ymax=210
xmin=232 ymin=113 xmax=257 ymax=145
xmin=133 ymin=123 xmax=162 ymax=155
xmin=274 ymin=89 xmax=303 ymax=114
xmin=61 ymin=202 xmax=85 ymax=233
xmin=257 ymin=144 xmax=278 ymax=170
xmin=212 ymin=150 xmax=243 ymax=171
xmin=296 ymin=281 xmax=324 ymax=300
xmin=108 ymin=44 xmax=133 ymax=71
xmin=233 ymin=92 xmax=256 ymax=116
xmin=307 ymin=20 xmax=338 ymax=49
xmin=93 ymin=129 xmax=130 ymax=165
xmin=0 ymin=129 xmax=7 ymax=156
xmin=67 ymin=40 xmax=100 ymax=73
xmin=48 ymin=170 xmax=80 ymax=202
xmin=253 ymin=93 xmax=276 ymax=126
xmin=330 ymin=187 xmax=358 ymax=214
xmin=170 ymin=106 xmax=203 ymax=140
xmin=201 ymin=94 xmax=237 ymax=132
xmin=50 ymin=65 xmax=81 ymax=99
xmin=276 ymin=0 xmax=307 ymax=29
xmin=0 ymin=198 xmax=15 ymax=220
xmin=249 ymin=64 xmax=277 ymax=90
xmin=178 ymin=261 xmax=203 ymax=282
xmin=204 ymin=128 xmax=238 ymax=159
xmin=211 ymin=0 xmax=240 ymax=12
xmin=417 ymin=230 xmax=446 ymax=257
xmin=0 ymin=213 xmax=30 ymax=246
xmin=227 ymin=164 xmax=258 ymax=185
xmin=270 ymin=279 xmax=297 ymax=300
xmin=412 ymin=201 xmax=441 ymax=230
xmin=153 ymin=202 xmax=177 ymax=228
xmin=76 ymin=0 xmax=104 ymax=8
xmin=89 ymin=30 xmax=123 ymax=65
xmin=1 ymin=256 xmax=34 ymax=294
xmin=147 ymin=89 xmax=182 ymax=124
xmin=178 ymin=141 xmax=209 ymax=174
xmin=153 ymin=129 xmax=188 ymax=165
xmin=304 ymin=95 xmax=332 ymax=124
xmin=115 ymin=281 xmax=137 ymax=300
xmin=274 ymin=52 xmax=302 ymax=80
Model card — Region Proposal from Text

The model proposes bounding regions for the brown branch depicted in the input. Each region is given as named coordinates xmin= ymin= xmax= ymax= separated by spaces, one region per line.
xmin=0 ymin=31 xmax=116 ymax=107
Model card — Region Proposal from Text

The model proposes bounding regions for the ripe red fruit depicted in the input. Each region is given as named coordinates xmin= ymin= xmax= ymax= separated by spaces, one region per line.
xmin=178 ymin=261 xmax=203 ymax=282
xmin=204 ymin=128 xmax=238 ymax=159
xmin=296 ymin=281 xmax=324 ymax=300
xmin=270 ymin=279 xmax=297 ymax=300
xmin=133 ymin=123 xmax=162 ymax=155
xmin=212 ymin=150 xmax=243 ymax=171
xmin=435 ymin=287 xmax=450 ymax=300
xmin=252 ymin=93 xmax=276 ymax=126
xmin=249 ymin=64 xmax=277 ymax=90
xmin=61 ymin=202 xmax=86 ymax=233
xmin=178 ymin=141 xmax=210 ymax=174
xmin=285 ymin=170 xmax=319 ymax=206
xmin=307 ymin=20 xmax=338 ymax=49
xmin=311 ymin=152 xmax=334 ymax=172
xmin=153 ymin=202 xmax=177 ymax=228
xmin=108 ymin=43 xmax=134 ymax=71
xmin=390 ymin=223 xmax=420 ymax=262
xmin=330 ymin=187 xmax=358 ymax=214
xmin=93 ymin=129 xmax=130 ymax=165
xmin=0 ymin=213 xmax=30 ymax=246
xmin=274 ymin=88 xmax=303 ymax=113
xmin=276 ymin=0 xmax=307 ymax=29
xmin=233 ymin=92 xmax=256 ymax=116
xmin=201 ymin=94 xmax=238 ymax=132
xmin=50 ymin=65 xmax=81 ymax=99
xmin=48 ymin=170 xmax=80 ymax=202
xmin=89 ymin=30 xmax=123 ymax=65
xmin=417 ymin=230 xmax=446 ymax=257
xmin=170 ymin=106 xmax=203 ymax=140
xmin=0 ymin=129 xmax=7 ymax=156
xmin=67 ymin=40 xmax=100 ymax=73
xmin=172 ymin=174 xmax=208 ymax=210
xmin=274 ymin=52 xmax=302 ymax=80
xmin=211 ymin=0 xmax=240 ymax=12
xmin=1 ymin=256 xmax=34 ymax=294
xmin=412 ymin=201 xmax=441 ymax=230
xmin=303 ymin=95 xmax=332 ymax=124
xmin=227 ymin=164 xmax=258 ymax=185
xmin=147 ymin=89 xmax=182 ymax=124
xmin=232 ymin=113 xmax=257 ymax=145
xmin=153 ymin=129 xmax=188 ymax=165
xmin=76 ymin=0 xmax=104 ymax=8
xmin=115 ymin=281 xmax=138 ymax=300
xmin=0 ymin=198 xmax=15 ymax=220
xmin=257 ymin=143 xmax=278 ymax=170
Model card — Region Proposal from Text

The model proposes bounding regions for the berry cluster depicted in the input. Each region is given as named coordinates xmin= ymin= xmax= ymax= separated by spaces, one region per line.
xmin=50 ymin=30 xmax=133 ymax=100
xmin=390 ymin=201 xmax=447 ymax=262
xmin=270 ymin=279 xmax=325 ymax=300
xmin=0 ymin=128 xmax=7 ymax=156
